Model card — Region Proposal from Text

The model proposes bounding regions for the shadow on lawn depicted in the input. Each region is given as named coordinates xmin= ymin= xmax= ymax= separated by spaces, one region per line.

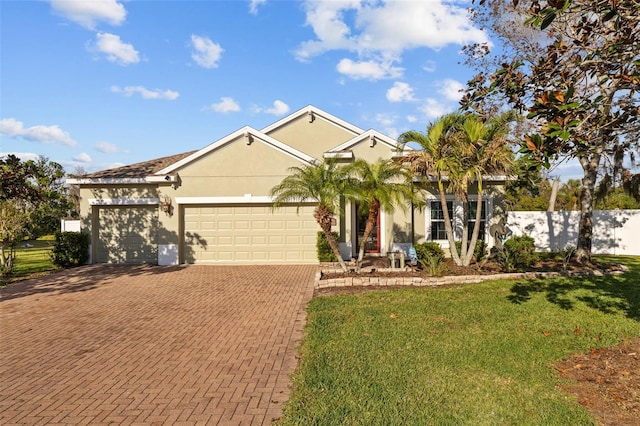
xmin=508 ymin=259 xmax=640 ymax=321
xmin=0 ymin=264 xmax=185 ymax=302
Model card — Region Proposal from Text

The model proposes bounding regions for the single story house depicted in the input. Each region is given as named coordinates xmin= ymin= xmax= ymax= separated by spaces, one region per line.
xmin=68 ymin=105 xmax=509 ymax=265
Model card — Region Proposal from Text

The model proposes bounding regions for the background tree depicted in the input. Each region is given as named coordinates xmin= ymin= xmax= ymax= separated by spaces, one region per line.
xmin=0 ymin=154 xmax=70 ymax=275
xmin=269 ymin=159 xmax=349 ymax=272
xmin=29 ymin=156 xmax=72 ymax=237
xmin=344 ymin=158 xmax=418 ymax=266
xmin=465 ymin=0 xmax=640 ymax=263
xmin=1 ymin=155 xmax=41 ymax=275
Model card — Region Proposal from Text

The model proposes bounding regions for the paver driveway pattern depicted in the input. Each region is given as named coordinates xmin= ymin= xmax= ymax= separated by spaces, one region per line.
xmin=0 ymin=264 xmax=317 ymax=425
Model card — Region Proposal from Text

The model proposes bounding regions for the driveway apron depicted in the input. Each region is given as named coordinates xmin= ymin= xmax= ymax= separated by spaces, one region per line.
xmin=0 ymin=264 xmax=317 ymax=425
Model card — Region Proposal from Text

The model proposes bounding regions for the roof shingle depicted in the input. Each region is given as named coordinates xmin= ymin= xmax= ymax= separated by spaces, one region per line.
xmin=82 ymin=151 xmax=197 ymax=179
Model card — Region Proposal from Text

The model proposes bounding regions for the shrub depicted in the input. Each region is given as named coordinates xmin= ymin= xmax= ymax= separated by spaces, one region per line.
xmin=414 ymin=242 xmax=445 ymax=264
xmin=414 ymin=242 xmax=445 ymax=275
xmin=51 ymin=231 xmax=89 ymax=267
xmin=454 ymin=240 xmax=488 ymax=263
xmin=317 ymin=231 xmax=340 ymax=262
xmin=497 ymin=235 xmax=537 ymax=272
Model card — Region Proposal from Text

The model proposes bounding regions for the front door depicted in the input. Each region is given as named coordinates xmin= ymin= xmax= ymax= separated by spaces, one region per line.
xmin=356 ymin=205 xmax=380 ymax=253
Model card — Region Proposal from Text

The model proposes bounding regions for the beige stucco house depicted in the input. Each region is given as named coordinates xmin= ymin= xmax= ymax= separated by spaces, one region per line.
xmin=68 ymin=105 xmax=508 ymax=265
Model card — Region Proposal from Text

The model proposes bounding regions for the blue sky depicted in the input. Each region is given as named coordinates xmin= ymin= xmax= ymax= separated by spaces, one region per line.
xmin=1 ymin=0 xmax=584 ymax=179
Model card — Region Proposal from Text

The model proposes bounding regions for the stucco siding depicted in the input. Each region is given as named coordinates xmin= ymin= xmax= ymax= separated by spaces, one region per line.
xmin=266 ymin=115 xmax=357 ymax=159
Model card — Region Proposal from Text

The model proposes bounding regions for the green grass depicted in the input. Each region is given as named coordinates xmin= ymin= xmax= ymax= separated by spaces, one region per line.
xmin=1 ymin=236 xmax=58 ymax=286
xmin=278 ymin=256 xmax=640 ymax=425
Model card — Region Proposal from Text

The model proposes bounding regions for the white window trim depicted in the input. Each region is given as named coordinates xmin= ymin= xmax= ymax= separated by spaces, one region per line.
xmin=425 ymin=195 xmax=493 ymax=247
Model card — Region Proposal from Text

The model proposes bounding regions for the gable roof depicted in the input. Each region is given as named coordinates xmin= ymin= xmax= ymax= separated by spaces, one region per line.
xmin=325 ymin=129 xmax=400 ymax=153
xmin=155 ymin=126 xmax=317 ymax=175
xmin=261 ymin=105 xmax=364 ymax=136
xmin=68 ymin=105 xmax=405 ymax=184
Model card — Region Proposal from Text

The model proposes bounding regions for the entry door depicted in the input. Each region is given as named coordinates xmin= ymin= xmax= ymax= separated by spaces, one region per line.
xmin=356 ymin=205 xmax=380 ymax=253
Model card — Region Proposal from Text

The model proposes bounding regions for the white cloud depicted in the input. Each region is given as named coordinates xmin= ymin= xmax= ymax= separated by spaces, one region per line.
xmin=208 ymin=97 xmax=241 ymax=113
xmin=51 ymin=0 xmax=126 ymax=29
xmin=386 ymin=82 xmax=415 ymax=103
xmin=0 ymin=152 xmax=40 ymax=162
xmin=89 ymin=32 xmax=139 ymax=65
xmin=95 ymin=141 xmax=120 ymax=153
xmin=438 ymin=79 xmax=465 ymax=102
xmin=336 ymin=58 xmax=402 ymax=80
xmin=190 ymin=35 xmax=223 ymax=69
xmin=423 ymin=60 xmax=437 ymax=73
xmin=375 ymin=113 xmax=397 ymax=128
xmin=249 ymin=0 xmax=267 ymax=15
xmin=253 ymin=100 xmax=290 ymax=116
xmin=111 ymin=85 xmax=179 ymax=100
xmin=265 ymin=100 xmax=290 ymax=115
xmin=295 ymin=1 xmax=488 ymax=80
xmin=419 ymin=98 xmax=448 ymax=120
xmin=407 ymin=115 xmax=418 ymax=123
xmin=0 ymin=118 xmax=77 ymax=147
xmin=73 ymin=152 xmax=92 ymax=163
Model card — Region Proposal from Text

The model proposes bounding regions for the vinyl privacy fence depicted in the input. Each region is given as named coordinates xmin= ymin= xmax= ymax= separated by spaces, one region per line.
xmin=506 ymin=210 xmax=640 ymax=256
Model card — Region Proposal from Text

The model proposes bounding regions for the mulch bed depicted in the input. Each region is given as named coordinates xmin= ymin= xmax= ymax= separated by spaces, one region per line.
xmin=320 ymin=256 xmax=626 ymax=280
xmin=556 ymin=338 xmax=640 ymax=425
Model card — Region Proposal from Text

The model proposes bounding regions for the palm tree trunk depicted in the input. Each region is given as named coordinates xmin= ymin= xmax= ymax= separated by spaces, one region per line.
xmin=315 ymin=206 xmax=348 ymax=272
xmin=439 ymin=182 xmax=462 ymax=266
xmin=357 ymin=201 xmax=380 ymax=264
xmin=460 ymin=197 xmax=470 ymax=264
xmin=464 ymin=191 xmax=483 ymax=266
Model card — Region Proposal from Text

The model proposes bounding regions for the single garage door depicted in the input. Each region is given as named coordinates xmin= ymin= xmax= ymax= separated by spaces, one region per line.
xmin=183 ymin=204 xmax=318 ymax=264
xmin=95 ymin=206 xmax=158 ymax=264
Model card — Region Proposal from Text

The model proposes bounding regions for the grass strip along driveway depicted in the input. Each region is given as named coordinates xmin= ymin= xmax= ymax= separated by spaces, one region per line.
xmin=277 ymin=257 xmax=640 ymax=425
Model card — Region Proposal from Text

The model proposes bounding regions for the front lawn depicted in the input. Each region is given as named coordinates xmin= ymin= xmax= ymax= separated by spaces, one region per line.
xmin=1 ymin=237 xmax=58 ymax=286
xmin=278 ymin=256 xmax=640 ymax=425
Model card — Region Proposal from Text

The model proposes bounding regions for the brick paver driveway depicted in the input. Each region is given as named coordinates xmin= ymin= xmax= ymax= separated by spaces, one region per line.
xmin=0 ymin=264 xmax=317 ymax=425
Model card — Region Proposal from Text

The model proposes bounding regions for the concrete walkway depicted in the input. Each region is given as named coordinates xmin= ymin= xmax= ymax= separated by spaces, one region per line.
xmin=0 ymin=264 xmax=317 ymax=425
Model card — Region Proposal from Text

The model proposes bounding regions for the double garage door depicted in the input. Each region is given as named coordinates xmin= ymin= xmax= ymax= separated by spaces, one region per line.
xmin=183 ymin=204 xmax=318 ymax=264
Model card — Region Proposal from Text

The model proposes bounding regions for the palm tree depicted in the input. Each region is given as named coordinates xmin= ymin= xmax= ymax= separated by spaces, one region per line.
xmin=454 ymin=113 xmax=515 ymax=266
xmin=269 ymin=159 xmax=349 ymax=272
xmin=399 ymin=113 xmax=466 ymax=265
xmin=344 ymin=158 xmax=418 ymax=266
xmin=400 ymin=112 xmax=514 ymax=266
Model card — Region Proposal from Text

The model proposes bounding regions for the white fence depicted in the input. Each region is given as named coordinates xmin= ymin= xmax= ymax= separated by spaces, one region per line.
xmin=60 ymin=219 xmax=81 ymax=232
xmin=506 ymin=210 xmax=640 ymax=256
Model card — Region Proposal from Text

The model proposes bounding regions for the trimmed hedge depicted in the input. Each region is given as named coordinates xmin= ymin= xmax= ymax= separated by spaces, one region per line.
xmin=51 ymin=231 xmax=89 ymax=267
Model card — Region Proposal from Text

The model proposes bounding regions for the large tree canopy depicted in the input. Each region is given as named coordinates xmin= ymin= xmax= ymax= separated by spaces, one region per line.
xmin=1 ymin=154 xmax=71 ymax=275
xmin=464 ymin=0 xmax=640 ymax=263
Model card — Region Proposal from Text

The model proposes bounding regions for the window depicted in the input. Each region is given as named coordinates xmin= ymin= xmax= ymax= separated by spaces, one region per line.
xmin=427 ymin=198 xmax=491 ymax=243
xmin=430 ymin=201 xmax=453 ymax=240
xmin=467 ymin=201 xmax=487 ymax=241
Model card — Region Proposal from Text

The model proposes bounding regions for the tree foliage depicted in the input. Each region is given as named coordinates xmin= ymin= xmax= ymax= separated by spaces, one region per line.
xmin=343 ymin=158 xmax=418 ymax=266
xmin=400 ymin=112 xmax=515 ymax=266
xmin=269 ymin=159 xmax=350 ymax=272
xmin=465 ymin=0 xmax=640 ymax=263
xmin=0 ymin=154 xmax=71 ymax=275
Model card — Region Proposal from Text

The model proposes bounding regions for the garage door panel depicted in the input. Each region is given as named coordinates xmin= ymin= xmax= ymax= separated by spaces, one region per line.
xmin=183 ymin=205 xmax=317 ymax=264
